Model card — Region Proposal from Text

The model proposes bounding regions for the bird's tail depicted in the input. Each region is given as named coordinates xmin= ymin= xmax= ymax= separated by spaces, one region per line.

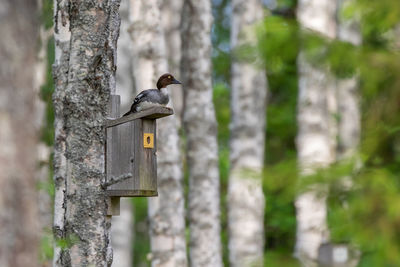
xmin=122 ymin=110 xmax=132 ymax=117
xmin=123 ymin=104 xmax=138 ymax=117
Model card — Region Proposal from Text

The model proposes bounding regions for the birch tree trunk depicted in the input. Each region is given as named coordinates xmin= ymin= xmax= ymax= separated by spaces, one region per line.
xmin=111 ymin=1 xmax=134 ymax=266
xmin=181 ymin=1 xmax=223 ymax=266
xmin=228 ymin=0 xmax=267 ymax=266
xmin=111 ymin=199 xmax=133 ymax=267
xmin=0 ymin=1 xmax=40 ymax=266
xmin=326 ymin=3 xmax=361 ymax=266
xmin=161 ymin=0 xmax=184 ymax=125
xmin=129 ymin=1 xmax=187 ymax=266
xmin=295 ymin=0 xmax=338 ymax=266
xmin=117 ymin=0 xmax=135 ymax=109
xmin=337 ymin=0 xmax=361 ymax=160
xmin=52 ymin=1 xmax=121 ymax=266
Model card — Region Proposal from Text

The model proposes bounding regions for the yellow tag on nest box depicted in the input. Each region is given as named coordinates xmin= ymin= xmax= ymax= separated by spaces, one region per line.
xmin=143 ymin=133 xmax=154 ymax=148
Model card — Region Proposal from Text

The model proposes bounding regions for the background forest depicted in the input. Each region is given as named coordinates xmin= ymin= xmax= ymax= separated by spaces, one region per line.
xmin=0 ymin=0 xmax=400 ymax=267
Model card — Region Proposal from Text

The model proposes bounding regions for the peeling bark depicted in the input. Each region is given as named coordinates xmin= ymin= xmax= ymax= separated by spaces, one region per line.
xmin=181 ymin=0 xmax=223 ymax=266
xmin=52 ymin=1 xmax=121 ymax=266
xmin=0 ymin=1 xmax=40 ymax=266
xmin=228 ymin=0 xmax=267 ymax=266
xmin=129 ymin=0 xmax=187 ymax=266
xmin=295 ymin=0 xmax=338 ymax=265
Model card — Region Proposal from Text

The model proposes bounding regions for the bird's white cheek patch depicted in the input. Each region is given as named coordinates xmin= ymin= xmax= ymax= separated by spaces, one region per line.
xmin=160 ymin=87 xmax=169 ymax=95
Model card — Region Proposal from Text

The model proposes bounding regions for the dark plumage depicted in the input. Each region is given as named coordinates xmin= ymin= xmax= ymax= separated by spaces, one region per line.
xmin=123 ymin=73 xmax=181 ymax=116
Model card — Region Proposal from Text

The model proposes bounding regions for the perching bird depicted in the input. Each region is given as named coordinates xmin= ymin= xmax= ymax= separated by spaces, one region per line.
xmin=123 ymin=73 xmax=181 ymax=116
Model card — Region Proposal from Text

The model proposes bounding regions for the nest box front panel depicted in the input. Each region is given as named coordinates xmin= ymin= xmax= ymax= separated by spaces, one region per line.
xmin=135 ymin=119 xmax=157 ymax=192
xmin=106 ymin=119 xmax=157 ymax=197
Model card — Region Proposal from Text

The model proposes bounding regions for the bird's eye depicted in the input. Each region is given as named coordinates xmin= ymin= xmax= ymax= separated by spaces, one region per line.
xmin=168 ymin=76 xmax=171 ymax=79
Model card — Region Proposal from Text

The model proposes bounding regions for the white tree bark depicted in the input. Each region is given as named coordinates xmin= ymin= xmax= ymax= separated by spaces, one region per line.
xmin=0 ymin=1 xmax=40 ymax=266
xmin=331 ymin=4 xmax=361 ymax=265
xmin=337 ymin=0 xmax=361 ymax=160
xmin=111 ymin=199 xmax=133 ymax=267
xmin=117 ymin=0 xmax=135 ymax=109
xmin=295 ymin=58 xmax=337 ymax=267
xmin=181 ymin=1 xmax=223 ymax=266
xmin=297 ymin=0 xmax=337 ymax=39
xmin=128 ymin=0 xmax=166 ymax=93
xmin=228 ymin=0 xmax=267 ymax=266
xmin=52 ymin=1 xmax=121 ymax=266
xmin=161 ymin=0 xmax=184 ymax=125
xmin=295 ymin=0 xmax=338 ymax=265
xmin=129 ymin=1 xmax=187 ymax=266
xmin=111 ymin=1 xmax=134 ymax=266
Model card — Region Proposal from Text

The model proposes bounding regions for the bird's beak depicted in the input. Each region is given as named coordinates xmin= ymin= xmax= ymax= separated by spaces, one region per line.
xmin=171 ymin=78 xmax=181 ymax=85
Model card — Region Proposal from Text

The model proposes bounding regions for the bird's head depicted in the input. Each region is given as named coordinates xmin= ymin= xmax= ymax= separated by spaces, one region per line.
xmin=156 ymin=73 xmax=181 ymax=89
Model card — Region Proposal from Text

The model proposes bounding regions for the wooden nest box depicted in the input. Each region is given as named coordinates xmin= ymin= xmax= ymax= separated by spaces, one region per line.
xmin=105 ymin=95 xmax=173 ymax=197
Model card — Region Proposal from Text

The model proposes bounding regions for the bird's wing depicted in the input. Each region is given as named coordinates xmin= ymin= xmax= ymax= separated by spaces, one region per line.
xmin=123 ymin=89 xmax=160 ymax=116
xmin=132 ymin=90 xmax=149 ymax=104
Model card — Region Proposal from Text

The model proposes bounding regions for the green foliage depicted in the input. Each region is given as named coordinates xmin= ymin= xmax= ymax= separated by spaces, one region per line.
xmin=40 ymin=0 xmax=53 ymax=29
xmin=263 ymin=160 xmax=298 ymax=251
xmin=55 ymin=234 xmax=80 ymax=250
xmin=213 ymin=82 xmax=231 ymax=266
xmin=40 ymin=38 xmax=55 ymax=146
xmin=258 ymin=16 xmax=299 ymax=75
xmin=341 ymin=169 xmax=400 ymax=266
xmin=39 ymin=229 xmax=54 ymax=263
xmin=213 ymin=83 xmax=231 ymax=146
xmin=257 ymin=16 xmax=299 ymax=165
xmin=255 ymin=0 xmax=400 ymax=265
xmin=297 ymin=160 xmax=400 ymax=266
xmin=212 ymin=0 xmax=232 ymax=263
xmin=345 ymin=0 xmax=400 ymax=46
xmin=257 ymin=14 xmax=299 ymax=256
xmin=212 ymin=0 xmax=231 ymax=83
xmin=219 ymin=147 xmax=230 ymax=266
xmin=264 ymin=250 xmax=301 ymax=267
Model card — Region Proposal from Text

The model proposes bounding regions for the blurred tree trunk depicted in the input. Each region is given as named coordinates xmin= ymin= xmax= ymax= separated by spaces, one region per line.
xmin=129 ymin=0 xmax=187 ymax=266
xmin=0 ymin=1 xmax=40 ymax=266
xmin=161 ymin=0 xmax=184 ymax=126
xmin=111 ymin=200 xmax=133 ymax=267
xmin=329 ymin=2 xmax=362 ymax=266
xmin=337 ymin=0 xmax=362 ymax=160
xmin=181 ymin=1 xmax=223 ymax=266
xmin=117 ymin=0 xmax=135 ymax=109
xmin=228 ymin=0 xmax=267 ymax=266
xmin=52 ymin=1 xmax=120 ymax=266
xmin=295 ymin=0 xmax=338 ymax=266
xmin=111 ymin=1 xmax=134 ymax=266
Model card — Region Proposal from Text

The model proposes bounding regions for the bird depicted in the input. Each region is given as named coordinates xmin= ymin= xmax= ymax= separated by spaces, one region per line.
xmin=123 ymin=73 xmax=181 ymax=116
